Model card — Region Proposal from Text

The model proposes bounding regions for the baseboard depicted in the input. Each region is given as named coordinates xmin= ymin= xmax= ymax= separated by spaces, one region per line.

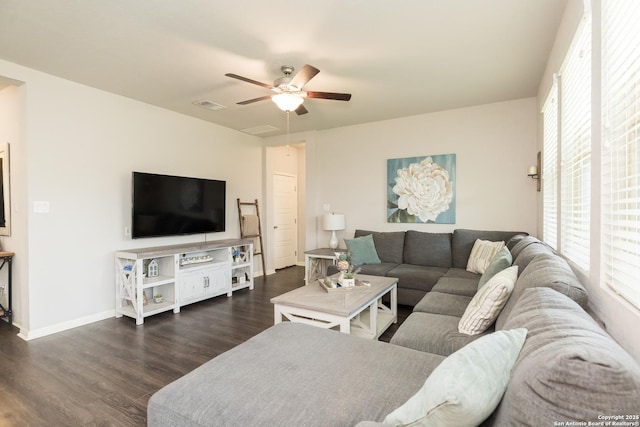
xmin=17 ymin=310 xmax=115 ymax=341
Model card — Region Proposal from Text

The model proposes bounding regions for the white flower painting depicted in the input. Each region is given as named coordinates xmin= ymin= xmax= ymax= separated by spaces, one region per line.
xmin=387 ymin=154 xmax=456 ymax=224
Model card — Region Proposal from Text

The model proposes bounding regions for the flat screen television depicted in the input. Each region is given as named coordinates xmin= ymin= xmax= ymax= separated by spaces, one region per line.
xmin=132 ymin=172 xmax=226 ymax=239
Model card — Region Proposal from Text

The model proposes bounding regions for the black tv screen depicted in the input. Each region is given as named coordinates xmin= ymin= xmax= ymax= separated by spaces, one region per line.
xmin=132 ymin=172 xmax=226 ymax=238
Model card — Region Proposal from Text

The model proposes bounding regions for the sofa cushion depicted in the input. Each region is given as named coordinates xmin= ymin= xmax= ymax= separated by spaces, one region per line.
xmin=431 ymin=276 xmax=479 ymax=297
xmin=403 ymin=230 xmax=452 ymax=268
xmin=148 ymin=322 xmax=446 ymax=427
xmin=458 ymin=266 xmax=517 ymax=335
xmin=413 ymin=292 xmax=472 ymax=317
xmin=384 ymin=328 xmax=527 ymax=427
xmin=357 ymin=262 xmax=399 ymax=277
xmin=443 ymin=268 xmax=479 ymax=280
xmin=345 ymin=234 xmax=382 ymax=266
xmin=509 ymin=235 xmax=543 ymax=259
xmin=390 ymin=312 xmax=490 ymax=356
xmin=506 ymin=233 xmax=528 ymax=251
xmin=355 ymin=230 xmax=405 ymax=264
xmin=466 ymin=239 xmax=505 ymax=274
xmin=510 ymin=236 xmax=555 ymax=273
xmin=452 ymin=229 xmax=524 ymax=269
xmin=477 ymin=247 xmax=512 ymax=289
xmin=495 ymin=253 xmax=588 ymax=330
xmin=488 ymin=288 xmax=640 ymax=426
xmin=386 ymin=264 xmax=448 ymax=293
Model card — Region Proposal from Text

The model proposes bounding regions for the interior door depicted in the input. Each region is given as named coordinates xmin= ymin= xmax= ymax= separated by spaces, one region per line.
xmin=273 ymin=173 xmax=297 ymax=269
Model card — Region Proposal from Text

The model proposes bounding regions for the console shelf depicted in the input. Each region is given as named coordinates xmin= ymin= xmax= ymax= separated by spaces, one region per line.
xmin=115 ymin=239 xmax=254 ymax=325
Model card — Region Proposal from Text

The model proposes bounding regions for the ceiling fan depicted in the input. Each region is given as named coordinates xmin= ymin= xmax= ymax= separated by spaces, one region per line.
xmin=225 ymin=64 xmax=351 ymax=115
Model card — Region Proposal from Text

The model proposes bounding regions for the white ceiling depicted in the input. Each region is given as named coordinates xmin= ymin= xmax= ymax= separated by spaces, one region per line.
xmin=0 ymin=0 xmax=567 ymax=137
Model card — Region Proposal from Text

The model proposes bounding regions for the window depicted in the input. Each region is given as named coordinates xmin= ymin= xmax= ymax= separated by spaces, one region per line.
xmin=559 ymin=13 xmax=592 ymax=272
xmin=542 ymin=79 xmax=559 ymax=250
xmin=601 ymin=0 xmax=640 ymax=308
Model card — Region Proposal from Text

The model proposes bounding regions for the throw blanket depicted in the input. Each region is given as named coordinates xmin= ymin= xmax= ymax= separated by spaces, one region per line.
xmin=242 ymin=215 xmax=261 ymax=253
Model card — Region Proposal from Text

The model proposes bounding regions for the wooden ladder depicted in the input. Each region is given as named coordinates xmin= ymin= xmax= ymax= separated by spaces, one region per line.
xmin=237 ymin=199 xmax=266 ymax=276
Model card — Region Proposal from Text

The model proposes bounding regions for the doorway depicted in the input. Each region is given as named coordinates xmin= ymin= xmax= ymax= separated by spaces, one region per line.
xmin=272 ymin=173 xmax=297 ymax=269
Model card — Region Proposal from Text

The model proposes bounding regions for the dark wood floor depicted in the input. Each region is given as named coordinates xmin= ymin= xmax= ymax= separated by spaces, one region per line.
xmin=0 ymin=266 xmax=410 ymax=426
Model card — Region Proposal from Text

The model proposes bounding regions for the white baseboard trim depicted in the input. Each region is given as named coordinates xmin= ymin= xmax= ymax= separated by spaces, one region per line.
xmin=17 ymin=310 xmax=115 ymax=341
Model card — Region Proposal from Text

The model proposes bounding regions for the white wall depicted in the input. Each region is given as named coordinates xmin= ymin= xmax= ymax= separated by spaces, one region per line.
xmin=0 ymin=83 xmax=27 ymax=328
xmin=301 ymin=98 xmax=538 ymax=246
xmin=0 ymin=59 xmax=263 ymax=339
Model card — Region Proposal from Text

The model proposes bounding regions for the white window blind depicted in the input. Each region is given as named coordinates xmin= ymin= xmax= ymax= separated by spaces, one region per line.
xmin=542 ymin=80 xmax=559 ymax=250
xmin=602 ymin=0 xmax=640 ymax=308
xmin=559 ymin=13 xmax=592 ymax=272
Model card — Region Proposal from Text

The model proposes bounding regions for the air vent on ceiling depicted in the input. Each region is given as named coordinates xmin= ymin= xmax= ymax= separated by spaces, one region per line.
xmin=193 ymin=100 xmax=227 ymax=111
xmin=241 ymin=125 xmax=280 ymax=135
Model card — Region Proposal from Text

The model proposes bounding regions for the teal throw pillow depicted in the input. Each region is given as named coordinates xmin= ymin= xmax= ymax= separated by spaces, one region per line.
xmin=478 ymin=247 xmax=513 ymax=289
xmin=344 ymin=234 xmax=381 ymax=266
xmin=384 ymin=328 xmax=528 ymax=427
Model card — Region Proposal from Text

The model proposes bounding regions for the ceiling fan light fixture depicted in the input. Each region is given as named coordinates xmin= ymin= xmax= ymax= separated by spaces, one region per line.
xmin=272 ymin=93 xmax=304 ymax=112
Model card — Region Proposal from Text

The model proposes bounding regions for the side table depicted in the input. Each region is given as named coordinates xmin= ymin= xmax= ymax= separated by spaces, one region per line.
xmin=304 ymin=248 xmax=346 ymax=284
xmin=0 ymin=251 xmax=14 ymax=326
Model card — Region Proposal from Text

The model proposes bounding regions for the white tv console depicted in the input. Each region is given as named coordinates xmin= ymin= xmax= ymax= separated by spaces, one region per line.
xmin=115 ymin=238 xmax=254 ymax=325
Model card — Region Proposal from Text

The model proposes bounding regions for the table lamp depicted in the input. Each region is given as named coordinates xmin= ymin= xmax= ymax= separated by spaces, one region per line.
xmin=322 ymin=213 xmax=346 ymax=249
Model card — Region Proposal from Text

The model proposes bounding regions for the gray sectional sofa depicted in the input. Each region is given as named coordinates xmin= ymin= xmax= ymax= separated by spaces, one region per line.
xmin=343 ymin=229 xmax=526 ymax=306
xmin=148 ymin=230 xmax=640 ymax=426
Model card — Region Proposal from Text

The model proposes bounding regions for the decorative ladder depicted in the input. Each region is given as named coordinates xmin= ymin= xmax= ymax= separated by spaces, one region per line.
xmin=237 ymin=199 xmax=266 ymax=276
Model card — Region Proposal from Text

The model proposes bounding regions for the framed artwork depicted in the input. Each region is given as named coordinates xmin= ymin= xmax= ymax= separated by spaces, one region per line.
xmin=387 ymin=153 xmax=456 ymax=224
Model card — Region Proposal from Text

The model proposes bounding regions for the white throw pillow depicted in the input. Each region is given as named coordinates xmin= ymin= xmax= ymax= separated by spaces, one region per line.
xmin=384 ymin=328 xmax=528 ymax=427
xmin=458 ymin=266 xmax=518 ymax=335
xmin=466 ymin=239 xmax=505 ymax=274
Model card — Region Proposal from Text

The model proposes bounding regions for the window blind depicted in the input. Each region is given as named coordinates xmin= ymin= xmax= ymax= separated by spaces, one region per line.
xmin=602 ymin=0 xmax=640 ymax=308
xmin=559 ymin=13 xmax=592 ymax=272
xmin=542 ymin=80 xmax=559 ymax=250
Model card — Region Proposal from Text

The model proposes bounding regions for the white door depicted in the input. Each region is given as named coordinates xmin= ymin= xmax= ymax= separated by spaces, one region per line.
xmin=273 ymin=174 xmax=297 ymax=269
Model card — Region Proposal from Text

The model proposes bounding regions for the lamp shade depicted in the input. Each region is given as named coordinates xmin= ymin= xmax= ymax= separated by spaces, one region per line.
xmin=272 ymin=93 xmax=304 ymax=112
xmin=322 ymin=213 xmax=345 ymax=231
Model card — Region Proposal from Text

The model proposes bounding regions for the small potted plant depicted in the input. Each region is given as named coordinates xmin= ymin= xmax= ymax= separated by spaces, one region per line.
xmin=339 ymin=265 xmax=361 ymax=287
xmin=154 ymin=294 xmax=163 ymax=304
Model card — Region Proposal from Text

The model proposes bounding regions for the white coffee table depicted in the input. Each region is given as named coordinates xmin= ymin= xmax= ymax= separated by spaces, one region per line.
xmin=270 ymin=274 xmax=398 ymax=340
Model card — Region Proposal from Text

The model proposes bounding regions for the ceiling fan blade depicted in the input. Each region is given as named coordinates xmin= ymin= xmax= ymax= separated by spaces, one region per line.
xmin=237 ymin=95 xmax=273 ymax=105
xmin=295 ymin=104 xmax=309 ymax=115
xmin=290 ymin=64 xmax=320 ymax=88
xmin=225 ymin=73 xmax=273 ymax=90
xmin=306 ymin=91 xmax=352 ymax=101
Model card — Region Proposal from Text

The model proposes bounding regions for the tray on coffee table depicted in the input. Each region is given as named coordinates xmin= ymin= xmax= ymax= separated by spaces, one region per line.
xmin=318 ymin=277 xmax=371 ymax=293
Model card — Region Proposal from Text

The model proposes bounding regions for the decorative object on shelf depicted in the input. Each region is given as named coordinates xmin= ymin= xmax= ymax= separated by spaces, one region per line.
xmin=322 ymin=213 xmax=346 ymax=249
xmin=154 ymin=294 xmax=163 ymax=304
xmin=387 ymin=154 xmax=456 ymax=224
xmin=336 ymin=252 xmax=350 ymax=273
xmin=232 ymin=248 xmax=241 ymax=264
xmin=527 ymin=151 xmax=541 ymax=192
xmin=146 ymin=259 xmax=159 ymax=277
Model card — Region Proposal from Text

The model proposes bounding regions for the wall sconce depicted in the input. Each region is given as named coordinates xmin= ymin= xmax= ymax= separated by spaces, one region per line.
xmin=527 ymin=151 xmax=541 ymax=192
xmin=322 ymin=213 xmax=346 ymax=249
